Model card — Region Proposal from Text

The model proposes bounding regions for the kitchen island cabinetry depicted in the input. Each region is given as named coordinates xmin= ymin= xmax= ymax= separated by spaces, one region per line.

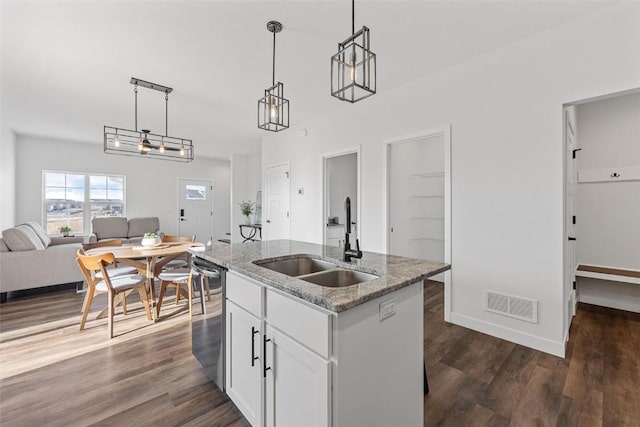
xmin=225 ymin=270 xmax=423 ymax=427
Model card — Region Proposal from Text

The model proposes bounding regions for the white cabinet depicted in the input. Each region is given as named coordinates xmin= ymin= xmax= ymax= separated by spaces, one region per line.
xmin=225 ymin=270 xmax=424 ymax=427
xmin=225 ymin=300 xmax=262 ymax=426
xmin=226 ymin=271 xmax=331 ymax=427
xmin=264 ymin=326 xmax=330 ymax=427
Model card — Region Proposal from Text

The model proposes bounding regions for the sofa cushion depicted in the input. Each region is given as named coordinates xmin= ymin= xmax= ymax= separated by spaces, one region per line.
xmin=22 ymin=221 xmax=52 ymax=248
xmin=92 ymin=217 xmax=128 ymax=240
xmin=2 ymin=226 xmax=45 ymax=251
xmin=128 ymin=217 xmax=159 ymax=238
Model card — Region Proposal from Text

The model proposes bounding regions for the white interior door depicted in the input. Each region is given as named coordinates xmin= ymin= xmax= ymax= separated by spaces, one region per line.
xmin=178 ymin=178 xmax=213 ymax=243
xmin=265 ymin=163 xmax=290 ymax=241
xmin=565 ymin=108 xmax=578 ymax=333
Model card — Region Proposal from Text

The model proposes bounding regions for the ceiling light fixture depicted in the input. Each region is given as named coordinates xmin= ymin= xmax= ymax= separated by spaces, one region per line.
xmin=104 ymin=77 xmax=193 ymax=162
xmin=331 ymin=0 xmax=376 ymax=103
xmin=258 ymin=21 xmax=289 ymax=132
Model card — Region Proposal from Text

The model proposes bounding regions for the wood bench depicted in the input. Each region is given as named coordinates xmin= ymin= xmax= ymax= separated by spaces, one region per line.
xmin=576 ymin=264 xmax=640 ymax=285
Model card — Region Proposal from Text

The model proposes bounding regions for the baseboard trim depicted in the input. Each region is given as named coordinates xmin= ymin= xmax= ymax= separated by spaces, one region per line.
xmin=578 ymin=294 xmax=640 ymax=314
xmin=449 ymin=312 xmax=565 ymax=358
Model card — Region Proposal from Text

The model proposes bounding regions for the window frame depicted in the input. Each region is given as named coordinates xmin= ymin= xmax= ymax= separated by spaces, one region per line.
xmin=42 ymin=170 xmax=127 ymax=235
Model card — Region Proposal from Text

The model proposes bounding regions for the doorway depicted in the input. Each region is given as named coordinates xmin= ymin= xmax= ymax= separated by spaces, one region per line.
xmin=178 ymin=178 xmax=213 ymax=243
xmin=387 ymin=128 xmax=451 ymax=320
xmin=322 ymin=148 xmax=360 ymax=247
xmin=264 ymin=162 xmax=290 ymax=241
xmin=563 ymin=88 xmax=640 ymax=343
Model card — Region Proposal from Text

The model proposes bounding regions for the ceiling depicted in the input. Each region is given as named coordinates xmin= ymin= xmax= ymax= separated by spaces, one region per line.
xmin=1 ymin=1 xmax=610 ymax=159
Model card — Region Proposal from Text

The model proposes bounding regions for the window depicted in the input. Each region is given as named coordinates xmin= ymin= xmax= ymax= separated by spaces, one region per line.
xmin=43 ymin=171 xmax=125 ymax=235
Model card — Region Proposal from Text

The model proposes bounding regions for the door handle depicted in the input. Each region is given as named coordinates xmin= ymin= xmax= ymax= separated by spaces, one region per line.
xmin=266 ymin=220 xmax=271 ymax=223
xmin=263 ymin=335 xmax=272 ymax=377
xmin=251 ymin=327 xmax=260 ymax=366
xmin=180 ymin=209 xmax=185 ymax=217
xmin=568 ymin=236 xmax=576 ymax=241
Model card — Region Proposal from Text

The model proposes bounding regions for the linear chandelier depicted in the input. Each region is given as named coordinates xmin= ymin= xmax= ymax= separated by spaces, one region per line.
xmin=331 ymin=0 xmax=376 ymax=103
xmin=104 ymin=77 xmax=193 ymax=162
xmin=258 ymin=21 xmax=289 ymax=132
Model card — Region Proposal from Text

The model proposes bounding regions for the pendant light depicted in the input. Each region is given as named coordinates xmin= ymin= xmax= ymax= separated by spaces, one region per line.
xmin=331 ymin=0 xmax=376 ymax=103
xmin=104 ymin=77 xmax=193 ymax=162
xmin=258 ymin=21 xmax=290 ymax=132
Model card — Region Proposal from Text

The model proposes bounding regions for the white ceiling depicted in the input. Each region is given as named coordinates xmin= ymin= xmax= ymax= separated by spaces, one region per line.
xmin=1 ymin=1 xmax=610 ymax=159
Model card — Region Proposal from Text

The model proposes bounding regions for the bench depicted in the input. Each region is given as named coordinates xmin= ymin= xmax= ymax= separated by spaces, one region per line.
xmin=576 ymin=264 xmax=640 ymax=285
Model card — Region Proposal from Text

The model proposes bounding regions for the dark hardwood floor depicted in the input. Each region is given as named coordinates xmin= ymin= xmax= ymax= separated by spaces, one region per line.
xmin=1 ymin=281 xmax=639 ymax=426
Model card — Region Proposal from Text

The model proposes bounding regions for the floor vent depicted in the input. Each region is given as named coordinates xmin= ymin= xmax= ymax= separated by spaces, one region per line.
xmin=484 ymin=290 xmax=538 ymax=323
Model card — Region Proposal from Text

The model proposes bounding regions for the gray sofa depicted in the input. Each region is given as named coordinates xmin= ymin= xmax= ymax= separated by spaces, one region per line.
xmin=0 ymin=222 xmax=85 ymax=301
xmin=88 ymin=216 xmax=162 ymax=244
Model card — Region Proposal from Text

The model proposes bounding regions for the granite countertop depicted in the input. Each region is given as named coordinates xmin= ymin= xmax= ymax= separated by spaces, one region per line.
xmin=192 ymin=239 xmax=450 ymax=313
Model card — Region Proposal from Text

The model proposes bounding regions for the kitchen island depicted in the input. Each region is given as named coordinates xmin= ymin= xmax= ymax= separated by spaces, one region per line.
xmin=192 ymin=239 xmax=450 ymax=427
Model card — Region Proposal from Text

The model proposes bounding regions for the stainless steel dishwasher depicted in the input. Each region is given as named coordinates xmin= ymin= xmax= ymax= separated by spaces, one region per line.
xmin=190 ymin=255 xmax=226 ymax=392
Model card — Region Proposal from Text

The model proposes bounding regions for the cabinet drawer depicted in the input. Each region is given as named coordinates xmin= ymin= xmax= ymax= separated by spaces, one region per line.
xmin=266 ymin=289 xmax=331 ymax=358
xmin=227 ymin=271 xmax=263 ymax=317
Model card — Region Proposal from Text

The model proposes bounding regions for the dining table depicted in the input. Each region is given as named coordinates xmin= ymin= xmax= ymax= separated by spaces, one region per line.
xmin=85 ymin=241 xmax=204 ymax=321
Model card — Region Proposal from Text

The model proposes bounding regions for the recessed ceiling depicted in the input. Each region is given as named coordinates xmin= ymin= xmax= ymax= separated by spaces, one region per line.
xmin=1 ymin=1 xmax=610 ymax=159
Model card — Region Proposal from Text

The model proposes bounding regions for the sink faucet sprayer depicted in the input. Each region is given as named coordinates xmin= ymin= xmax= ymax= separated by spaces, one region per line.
xmin=343 ymin=196 xmax=362 ymax=262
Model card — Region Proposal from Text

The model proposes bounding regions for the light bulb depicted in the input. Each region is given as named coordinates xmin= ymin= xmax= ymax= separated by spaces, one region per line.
xmin=138 ymin=140 xmax=143 ymax=151
xmin=349 ymin=50 xmax=357 ymax=82
xmin=159 ymin=143 xmax=165 ymax=153
xmin=270 ymin=98 xmax=278 ymax=122
xmin=114 ymin=135 xmax=120 ymax=147
xmin=180 ymin=145 xmax=185 ymax=156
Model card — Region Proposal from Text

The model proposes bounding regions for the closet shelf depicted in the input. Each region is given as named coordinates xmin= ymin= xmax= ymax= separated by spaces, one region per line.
xmin=576 ymin=264 xmax=640 ymax=285
xmin=409 ymin=195 xmax=444 ymax=199
xmin=409 ymin=237 xmax=445 ymax=242
xmin=409 ymin=172 xmax=445 ymax=180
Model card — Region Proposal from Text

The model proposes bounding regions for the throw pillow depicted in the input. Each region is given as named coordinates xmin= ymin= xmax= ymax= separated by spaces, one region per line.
xmin=2 ymin=227 xmax=44 ymax=251
xmin=22 ymin=221 xmax=52 ymax=248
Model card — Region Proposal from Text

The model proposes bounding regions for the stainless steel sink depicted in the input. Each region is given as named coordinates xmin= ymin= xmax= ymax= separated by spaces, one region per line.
xmin=256 ymin=256 xmax=337 ymax=277
xmin=299 ymin=269 xmax=378 ymax=287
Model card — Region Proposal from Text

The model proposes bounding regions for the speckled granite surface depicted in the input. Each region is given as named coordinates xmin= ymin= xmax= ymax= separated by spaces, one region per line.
xmin=191 ymin=239 xmax=450 ymax=313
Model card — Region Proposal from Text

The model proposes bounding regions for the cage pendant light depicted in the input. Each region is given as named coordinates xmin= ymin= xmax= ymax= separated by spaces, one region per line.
xmin=331 ymin=0 xmax=376 ymax=103
xmin=104 ymin=77 xmax=193 ymax=162
xmin=258 ymin=21 xmax=290 ymax=132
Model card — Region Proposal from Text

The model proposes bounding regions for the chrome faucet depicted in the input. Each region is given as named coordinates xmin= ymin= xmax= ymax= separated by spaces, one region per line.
xmin=343 ymin=197 xmax=362 ymax=262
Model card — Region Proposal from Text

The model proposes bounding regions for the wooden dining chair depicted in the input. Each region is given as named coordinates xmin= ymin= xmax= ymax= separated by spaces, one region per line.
xmin=79 ymin=239 xmax=137 ymax=315
xmin=156 ymin=267 xmax=196 ymax=319
xmin=76 ymin=251 xmax=152 ymax=339
xmin=160 ymin=235 xmax=195 ymax=269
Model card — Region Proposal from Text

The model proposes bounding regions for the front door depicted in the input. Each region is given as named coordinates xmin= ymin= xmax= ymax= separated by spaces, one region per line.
xmin=265 ymin=163 xmax=290 ymax=241
xmin=178 ymin=178 xmax=213 ymax=243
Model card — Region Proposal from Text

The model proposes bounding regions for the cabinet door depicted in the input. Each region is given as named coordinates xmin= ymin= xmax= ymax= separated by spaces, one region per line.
xmin=264 ymin=326 xmax=330 ymax=427
xmin=226 ymin=300 xmax=262 ymax=427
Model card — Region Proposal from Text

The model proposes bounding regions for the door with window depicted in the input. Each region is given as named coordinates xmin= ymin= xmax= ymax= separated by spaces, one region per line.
xmin=178 ymin=178 xmax=213 ymax=243
xmin=265 ymin=163 xmax=290 ymax=241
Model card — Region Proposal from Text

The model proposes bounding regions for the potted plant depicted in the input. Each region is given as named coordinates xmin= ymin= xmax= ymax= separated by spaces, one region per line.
xmin=141 ymin=232 xmax=161 ymax=247
xmin=59 ymin=225 xmax=72 ymax=237
xmin=238 ymin=200 xmax=254 ymax=225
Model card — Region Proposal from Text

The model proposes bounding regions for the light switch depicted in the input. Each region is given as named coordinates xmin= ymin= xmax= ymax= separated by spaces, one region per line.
xmin=379 ymin=298 xmax=396 ymax=321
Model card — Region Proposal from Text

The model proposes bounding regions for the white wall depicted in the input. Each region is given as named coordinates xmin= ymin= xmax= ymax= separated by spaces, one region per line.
xmin=230 ymin=151 xmax=261 ymax=243
xmin=0 ymin=127 xmax=16 ymax=229
xmin=262 ymin=3 xmax=640 ymax=356
xmin=14 ymin=135 xmax=231 ymax=242
xmin=575 ymin=91 xmax=640 ymax=312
